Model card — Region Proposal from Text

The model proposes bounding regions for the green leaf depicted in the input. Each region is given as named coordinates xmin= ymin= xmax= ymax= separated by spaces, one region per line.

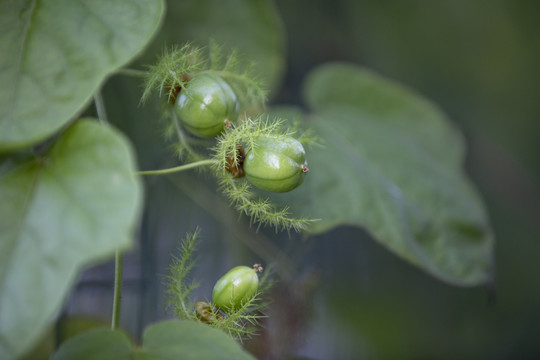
xmin=141 ymin=320 xmax=256 ymax=359
xmin=51 ymin=320 xmax=257 ymax=360
xmin=288 ymin=63 xmax=494 ymax=286
xmin=51 ymin=328 xmax=132 ymax=360
xmin=0 ymin=120 xmax=143 ymax=359
xmin=0 ymin=0 xmax=165 ymax=151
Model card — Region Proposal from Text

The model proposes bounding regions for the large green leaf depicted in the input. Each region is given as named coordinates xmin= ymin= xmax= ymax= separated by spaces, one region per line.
xmin=0 ymin=0 xmax=165 ymax=151
xmin=0 ymin=120 xmax=143 ymax=359
xmin=51 ymin=320 xmax=256 ymax=360
xmin=285 ymin=63 xmax=494 ymax=286
xmin=51 ymin=328 xmax=132 ymax=360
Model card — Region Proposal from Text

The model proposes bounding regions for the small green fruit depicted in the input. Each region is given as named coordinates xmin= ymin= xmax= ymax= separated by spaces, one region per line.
xmin=212 ymin=266 xmax=259 ymax=311
xmin=243 ymin=136 xmax=308 ymax=193
xmin=175 ymin=73 xmax=238 ymax=137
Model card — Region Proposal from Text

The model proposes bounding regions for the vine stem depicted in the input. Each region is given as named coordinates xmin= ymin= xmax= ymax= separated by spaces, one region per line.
xmin=93 ymin=91 xmax=108 ymax=124
xmin=93 ymin=90 xmax=125 ymax=330
xmin=138 ymin=159 xmax=215 ymax=176
xmin=111 ymin=250 xmax=123 ymax=330
xmin=171 ymin=109 xmax=202 ymax=160
xmin=116 ymin=68 xmax=147 ymax=78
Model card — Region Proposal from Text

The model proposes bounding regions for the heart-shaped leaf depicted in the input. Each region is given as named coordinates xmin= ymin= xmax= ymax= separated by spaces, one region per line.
xmin=0 ymin=0 xmax=165 ymax=151
xmin=0 ymin=120 xmax=143 ymax=359
xmin=51 ymin=320 xmax=256 ymax=360
xmin=285 ymin=63 xmax=494 ymax=286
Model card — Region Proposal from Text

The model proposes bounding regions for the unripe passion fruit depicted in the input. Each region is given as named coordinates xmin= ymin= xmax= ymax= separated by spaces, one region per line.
xmin=175 ymin=73 xmax=239 ymax=138
xmin=212 ymin=266 xmax=259 ymax=312
xmin=243 ymin=136 xmax=308 ymax=193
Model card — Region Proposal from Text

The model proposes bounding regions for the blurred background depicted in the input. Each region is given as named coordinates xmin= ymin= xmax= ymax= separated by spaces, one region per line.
xmin=34 ymin=1 xmax=540 ymax=359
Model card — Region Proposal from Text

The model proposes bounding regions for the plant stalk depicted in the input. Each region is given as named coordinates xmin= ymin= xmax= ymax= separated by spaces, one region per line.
xmin=111 ymin=250 xmax=123 ymax=330
xmin=116 ymin=68 xmax=147 ymax=78
xmin=138 ymin=159 xmax=215 ymax=176
xmin=171 ymin=109 xmax=201 ymax=159
xmin=93 ymin=90 xmax=109 ymax=124
xmin=94 ymin=90 xmax=124 ymax=330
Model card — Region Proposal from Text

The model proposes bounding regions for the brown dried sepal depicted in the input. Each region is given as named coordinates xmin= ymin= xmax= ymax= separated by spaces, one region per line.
xmin=166 ymin=73 xmax=192 ymax=104
xmin=195 ymin=301 xmax=224 ymax=324
xmin=253 ymin=263 xmax=264 ymax=273
xmin=225 ymin=145 xmax=246 ymax=178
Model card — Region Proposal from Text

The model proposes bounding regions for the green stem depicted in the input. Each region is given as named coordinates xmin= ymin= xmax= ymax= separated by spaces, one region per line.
xmin=111 ymin=250 xmax=123 ymax=330
xmin=171 ymin=109 xmax=202 ymax=160
xmin=93 ymin=90 xmax=124 ymax=330
xmin=116 ymin=68 xmax=147 ymax=78
xmin=93 ymin=90 xmax=108 ymax=124
xmin=138 ymin=159 xmax=215 ymax=176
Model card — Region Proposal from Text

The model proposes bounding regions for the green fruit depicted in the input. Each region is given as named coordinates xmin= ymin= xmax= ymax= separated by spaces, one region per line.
xmin=175 ymin=73 xmax=238 ymax=138
xmin=212 ymin=266 xmax=259 ymax=311
xmin=243 ymin=136 xmax=308 ymax=193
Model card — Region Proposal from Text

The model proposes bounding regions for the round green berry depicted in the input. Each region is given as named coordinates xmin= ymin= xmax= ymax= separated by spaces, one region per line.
xmin=212 ymin=266 xmax=259 ymax=312
xmin=175 ymin=73 xmax=238 ymax=138
xmin=243 ymin=136 xmax=308 ymax=193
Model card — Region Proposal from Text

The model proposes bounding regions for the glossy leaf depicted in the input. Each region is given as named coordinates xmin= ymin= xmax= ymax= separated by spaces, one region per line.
xmin=0 ymin=120 xmax=143 ymax=358
xmin=0 ymin=0 xmax=165 ymax=151
xmin=287 ymin=63 xmax=494 ymax=286
xmin=51 ymin=320 xmax=256 ymax=360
